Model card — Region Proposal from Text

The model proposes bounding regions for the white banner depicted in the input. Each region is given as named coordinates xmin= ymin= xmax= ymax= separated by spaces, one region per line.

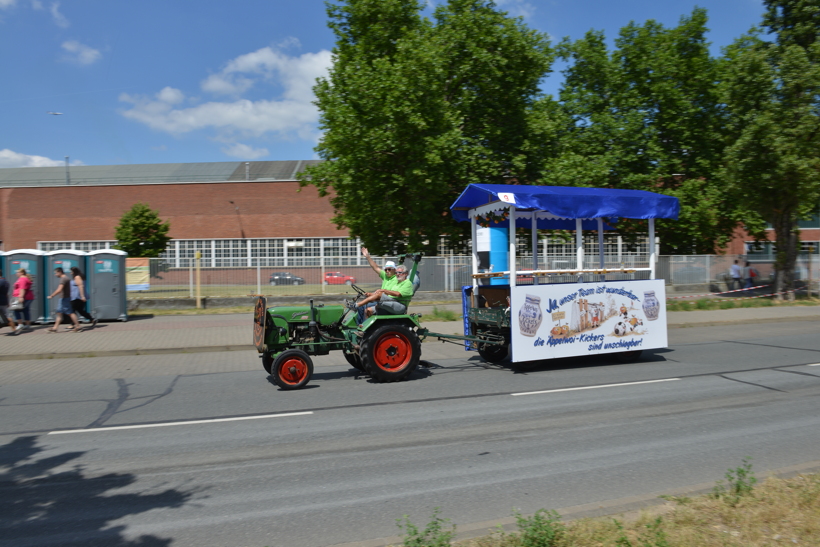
xmin=510 ymin=280 xmax=667 ymax=362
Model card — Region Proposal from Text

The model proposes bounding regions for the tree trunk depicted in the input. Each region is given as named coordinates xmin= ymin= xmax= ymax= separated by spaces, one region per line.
xmin=772 ymin=211 xmax=799 ymax=301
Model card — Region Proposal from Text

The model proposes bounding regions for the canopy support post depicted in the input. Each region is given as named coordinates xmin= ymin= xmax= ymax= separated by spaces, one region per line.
xmin=649 ymin=218 xmax=656 ymax=280
xmin=509 ymin=206 xmax=517 ymax=288
xmin=471 ymin=214 xmax=479 ymax=298
xmin=576 ymin=218 xmax=584 ymax=282
xmin=597 ymin=217 xmax=605 ymax=281
xmin=531 ymin=211 xmax=538 ymax=286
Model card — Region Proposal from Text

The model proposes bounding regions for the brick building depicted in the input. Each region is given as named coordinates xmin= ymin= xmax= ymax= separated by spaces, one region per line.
xmin=0 ymin=160 xmax=367 ymax=267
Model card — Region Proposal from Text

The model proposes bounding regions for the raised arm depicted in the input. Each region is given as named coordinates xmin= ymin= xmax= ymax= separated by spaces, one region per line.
xmin=361 ymin=246 xmax=382 ymax=276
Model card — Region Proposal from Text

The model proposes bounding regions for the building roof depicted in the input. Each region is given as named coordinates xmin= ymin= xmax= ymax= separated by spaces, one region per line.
xmin=0 ymin=160 xmax=323 ymax=188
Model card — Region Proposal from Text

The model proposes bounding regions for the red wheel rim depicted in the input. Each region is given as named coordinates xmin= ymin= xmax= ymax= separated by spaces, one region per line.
xmin=278 ymin=356 xmax=309 ymax=385
xmin=372 ymin=332 xmax=412 ymax=372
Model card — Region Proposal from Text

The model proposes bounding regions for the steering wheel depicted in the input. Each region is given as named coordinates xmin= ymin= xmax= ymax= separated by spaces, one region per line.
xmin=350 ymin=283 xmax=367 ymax=297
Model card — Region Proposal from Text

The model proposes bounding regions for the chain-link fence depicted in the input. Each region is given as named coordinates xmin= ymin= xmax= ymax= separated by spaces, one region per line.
xmin=127 ymin=254 xmax=819 ymax=299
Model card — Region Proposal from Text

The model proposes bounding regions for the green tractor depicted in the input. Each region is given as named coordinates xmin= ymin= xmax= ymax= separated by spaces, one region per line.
xmin=254 ymin=254 xmax=426 ymax=389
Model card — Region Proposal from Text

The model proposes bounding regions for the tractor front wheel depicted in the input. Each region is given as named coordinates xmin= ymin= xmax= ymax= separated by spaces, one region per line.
xmin=361 ymin=324 xmax=421 ymax=383
xmin=262 ymin=353 xmax=273 ymax=374
xmin=271 ymin=349 xmax=314 ymax=390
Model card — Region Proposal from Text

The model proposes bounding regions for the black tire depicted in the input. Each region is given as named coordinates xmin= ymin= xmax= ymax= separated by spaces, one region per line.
xmin=262 ymin=353 xmax=273 ymax=374
xmin=323 ymin=280 xmax=328 ymax=285
xmin=343 ymin=351 xmax=364 ymax=371
xmin=615 ymin=350 xmax=643 ymax=363
xmin=478 ymin=342 xmax=509 ymax=364
xmin=269 ymin=280 xmax=277 ymax=286
xmin=292 ymin=280 xmax=299 ymax=285
xmin=361 ymin=323 xmax=421 ymax=383
xmin=345 ymin=280 xmax=353 ymax=286
xmin=271 ymin=349 xmax=314 ymax=390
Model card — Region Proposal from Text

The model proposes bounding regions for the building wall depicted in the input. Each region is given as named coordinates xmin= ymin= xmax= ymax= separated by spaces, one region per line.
xmin=0 ymin=180 xmax=348 ymax=250
xmin=725 ymin=225 xmax=820 ymax=256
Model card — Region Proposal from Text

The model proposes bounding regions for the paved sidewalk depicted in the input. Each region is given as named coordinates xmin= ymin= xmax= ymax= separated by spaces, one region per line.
xmin=1 ymin=303 xmax=818 ymax=361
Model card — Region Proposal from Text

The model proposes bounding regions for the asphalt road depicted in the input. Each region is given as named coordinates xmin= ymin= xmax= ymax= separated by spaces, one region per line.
xmin=2 ymin=321 xmax=820 ymax=547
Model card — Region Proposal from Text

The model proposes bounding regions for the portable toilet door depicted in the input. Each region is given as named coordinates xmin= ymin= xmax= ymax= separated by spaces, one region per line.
xmin=44 ymin=249 xmax=87 ymax=323
xmin=3 ymin=249 xmax=46 ymax=324
xmin=86 ymin=249 xmax=128 ymax=321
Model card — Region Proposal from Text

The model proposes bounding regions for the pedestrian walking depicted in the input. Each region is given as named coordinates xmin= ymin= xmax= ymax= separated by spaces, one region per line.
xmin=11 ymin=268 xmax=35 ymax=333
xmin=46 ymin=267 xmax=81 ymax=333
xmin=68 ymin=266 xmax=96 ymax=329
xmin=0 ymin=269 xmax=17 ymax=332
xmin=730 ymin=260 xmax=743 ymax=290
xmin=744 ymin=261 xmax=758 ymax=289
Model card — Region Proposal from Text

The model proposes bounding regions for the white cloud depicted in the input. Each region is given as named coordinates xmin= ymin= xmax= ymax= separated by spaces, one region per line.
xmin=50 ymin=1 xmax=68 ymax=27
xmin=0 ymin=0 xmax=17 ymax=10
xmin=221 ymin=143 xmax=269 ymax=160
xmin=61 ymin=40 xmax=102 ymax=65
xmin=495 ymin=0 xmax=536 ymax=19
xmin=119 ymin=46 xmax=332 ymax=146
xmin=30 ymin=0 xmax=42 ymax=9
xmin=0 ymin=149 xmax=80 ymax=168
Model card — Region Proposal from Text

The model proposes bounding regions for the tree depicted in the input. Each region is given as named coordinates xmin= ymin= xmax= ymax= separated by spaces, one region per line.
xmin=113 ymin=203 xmax=171 ymax=257
xmin=721 ymin=0 xmax=820 ymax=298
xmin=552 ymin=8 xmax=737 ymax=254
xmin=302 ymin=0 xmax=554 ymax=255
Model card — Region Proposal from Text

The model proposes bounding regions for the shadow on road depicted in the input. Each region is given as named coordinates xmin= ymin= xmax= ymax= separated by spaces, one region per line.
xmin=0 ymin=436 xmax=194 ymax=547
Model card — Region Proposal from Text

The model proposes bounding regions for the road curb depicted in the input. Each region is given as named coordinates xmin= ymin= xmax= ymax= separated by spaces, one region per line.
xmin=2 ymin=314 xmax=817 ymax=361
xmin=0 ymin=344 xmax=257 ymax=362
xmin=669 ymin=314 xmax=820 ymax=328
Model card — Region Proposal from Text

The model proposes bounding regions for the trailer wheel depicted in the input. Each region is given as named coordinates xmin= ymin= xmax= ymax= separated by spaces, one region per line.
xmin=615 ymin=350 xmax=643 ymax=363
xmin=271 ymin=349 xmax=314 ymax=390
xmin=262 ymin=353 xmax=273 ymax=374
xmin=361 ymin=324 xmax=420 ymax=382
xmin=478 ymin=342 xmax=509 ymax=364
xmin=343 ymin=351 xmax=364 ymax=371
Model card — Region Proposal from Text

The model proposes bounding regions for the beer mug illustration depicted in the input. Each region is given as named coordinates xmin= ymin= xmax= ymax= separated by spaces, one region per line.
xmin=518 ymin=294 xmax=543 ymax=337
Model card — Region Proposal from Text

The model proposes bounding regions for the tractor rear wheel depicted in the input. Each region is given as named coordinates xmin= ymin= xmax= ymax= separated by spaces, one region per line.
xmin=271 ymin=349 xmax=314 ymax=390
xmin=343 ymin=351 xmax=364 ymax=371
xmin=361 ymin=324 xmax=420 ymax=383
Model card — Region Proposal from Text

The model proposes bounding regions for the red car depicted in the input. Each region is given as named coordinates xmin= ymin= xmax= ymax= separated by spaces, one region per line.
xmin=324 ymin=272 xmax=356 ymax=285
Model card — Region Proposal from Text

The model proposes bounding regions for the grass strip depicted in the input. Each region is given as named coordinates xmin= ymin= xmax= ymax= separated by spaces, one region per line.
xmin=398 ymin=471 xmax=820 ymax=547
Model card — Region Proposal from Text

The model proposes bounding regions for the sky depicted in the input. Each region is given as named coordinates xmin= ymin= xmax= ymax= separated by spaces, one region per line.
xmin=0 ymin=0 xmax=767 ymax=169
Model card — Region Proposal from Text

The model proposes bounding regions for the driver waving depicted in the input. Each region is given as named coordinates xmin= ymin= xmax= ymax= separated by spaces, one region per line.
xmin=352 ymin=247 xmax=413 ymax=324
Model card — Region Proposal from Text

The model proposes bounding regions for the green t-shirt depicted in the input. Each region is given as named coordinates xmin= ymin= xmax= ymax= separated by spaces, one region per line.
xmin=378 ymin=271 xmax=413 ymax=305
xmin=379 ymin=270 xmax=398 ymax=291
xmin=392 ymin=279 xmax=414 ymax=306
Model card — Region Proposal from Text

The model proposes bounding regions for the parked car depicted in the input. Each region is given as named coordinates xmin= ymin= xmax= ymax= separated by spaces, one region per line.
xmin=324 ymin=272 xmax=356 ymax=285
xmin=269 ymin=272 xmax=305 ymax=285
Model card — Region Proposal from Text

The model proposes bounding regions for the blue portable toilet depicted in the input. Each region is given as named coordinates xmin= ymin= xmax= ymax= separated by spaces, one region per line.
xmin=44 ymin=249 xmax=87 ymax=322
xmin=86 ymin=249 xmax=128 ymax=322
xmin=3 ymin=249 xmax=46 ymax=324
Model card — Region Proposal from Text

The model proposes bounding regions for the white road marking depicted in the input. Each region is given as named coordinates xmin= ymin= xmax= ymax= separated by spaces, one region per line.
xmin=808 ymin=363 xmax=820 ymax=367
xmin=512 ymin=378 xmax=680 ymax=397
xmin=48 ymin=411 xmax=314 ymax=435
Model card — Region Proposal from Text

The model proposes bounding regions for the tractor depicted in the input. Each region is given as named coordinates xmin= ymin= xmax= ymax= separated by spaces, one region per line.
xmin=253 ymin=253 xmax=510 ymax=389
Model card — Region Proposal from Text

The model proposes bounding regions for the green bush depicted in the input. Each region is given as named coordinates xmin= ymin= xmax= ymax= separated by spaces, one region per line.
xmin=398 ymin=507 xmax=455 ymax=547
xmin=514 ymin=509 xmax=564 ymax=547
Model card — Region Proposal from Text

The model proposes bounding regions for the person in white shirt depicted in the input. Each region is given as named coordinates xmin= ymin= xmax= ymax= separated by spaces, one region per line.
xmin=730 ymin=260 xmax=742 ymax=290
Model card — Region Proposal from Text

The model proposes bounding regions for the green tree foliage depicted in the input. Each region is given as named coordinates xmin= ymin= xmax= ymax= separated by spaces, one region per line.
xmin=721 ymin=0 xmax=820 ymax=297
xmin=113 ymin=203 xmax=171 ymax=258
xmin=552 ymin=8 xmax=736 ymax=254
xmin=302 ymin=0 xmax=554 ymax=255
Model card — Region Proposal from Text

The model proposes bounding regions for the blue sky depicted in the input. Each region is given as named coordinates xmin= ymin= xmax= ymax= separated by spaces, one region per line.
xmin=0 ymin=0 xmax=765 ymax=168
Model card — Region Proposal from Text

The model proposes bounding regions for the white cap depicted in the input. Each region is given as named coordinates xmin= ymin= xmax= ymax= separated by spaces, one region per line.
xmin=383 ymin=261 xmax=396 ymax=269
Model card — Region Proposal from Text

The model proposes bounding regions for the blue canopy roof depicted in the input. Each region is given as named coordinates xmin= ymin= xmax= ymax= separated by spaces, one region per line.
xmin=450 ymin=184 xmax=679 ymax=230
